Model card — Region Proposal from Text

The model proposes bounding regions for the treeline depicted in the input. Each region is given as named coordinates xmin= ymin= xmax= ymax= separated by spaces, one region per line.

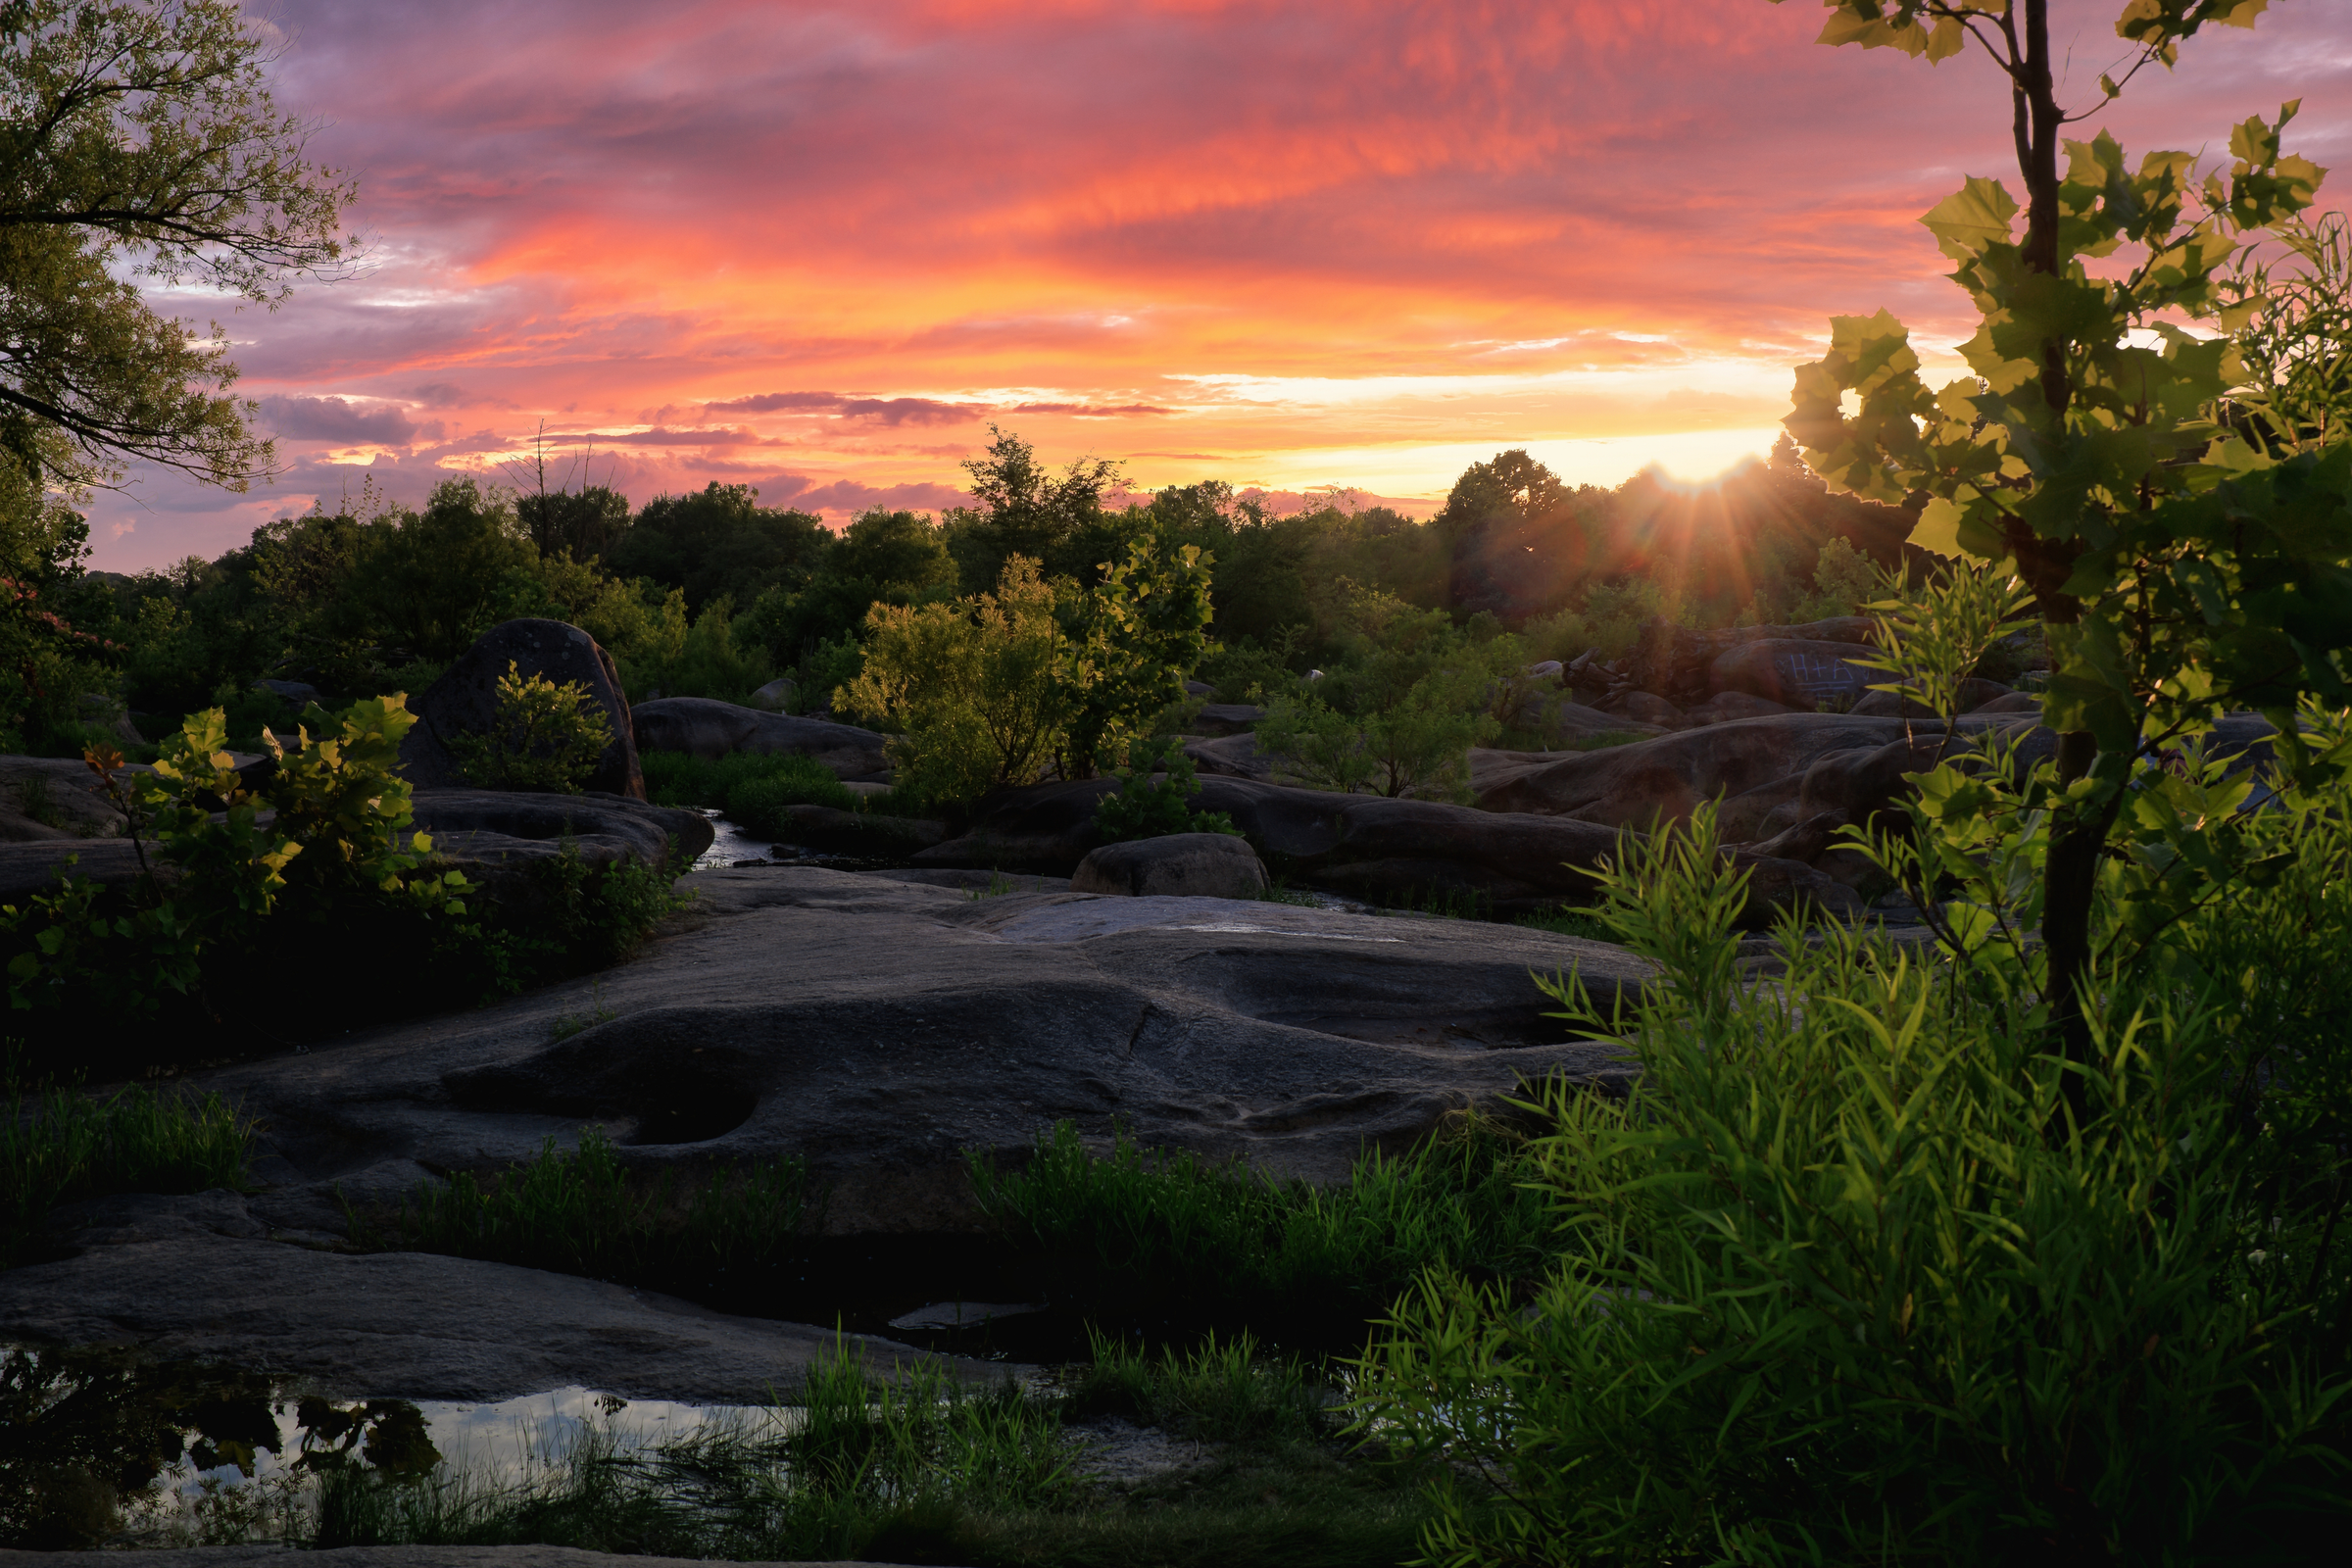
xmin=0 ymin=425 xmax=1918 ymax=756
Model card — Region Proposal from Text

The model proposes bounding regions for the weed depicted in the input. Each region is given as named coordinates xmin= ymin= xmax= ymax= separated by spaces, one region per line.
xmin=10 ymin=773 xmax=65 ymax=830
xmin=1514 ymin=906 xmax=1618 ymax=943
xmin=640 ymin=750 xmax=858 ymax=828
xmin=548 ymin=981 xmax=618 ymax=1041
xmin=970 ymin=1114 xmax=1552 ymax=1353
xmin=351 ymin=1127 xmax=807 ymax=1300
xmin=963 ymin=870 xmax=1018 ymax=901
xmin=1 ymin=1087 xmax=253 ymax=1269
xmin=1066 ymin=1329 xmax=1335 ymax=1446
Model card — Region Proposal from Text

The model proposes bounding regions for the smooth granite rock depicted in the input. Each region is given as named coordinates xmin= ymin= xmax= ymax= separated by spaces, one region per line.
xmin=401 ymin=620 xmax=643 ymax=799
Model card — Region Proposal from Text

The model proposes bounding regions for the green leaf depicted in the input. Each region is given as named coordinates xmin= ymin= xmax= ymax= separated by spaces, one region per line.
xmin=1920 ymin=177 xmax=2019 ymax=263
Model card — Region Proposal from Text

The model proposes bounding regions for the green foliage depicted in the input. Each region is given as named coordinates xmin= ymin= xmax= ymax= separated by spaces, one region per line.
xmin=1066 ymin=1330 xmax=1336 ymax=1446
xmin=839 ymin=556 xmax=1073 ymax=809
xmin=737 ymin=508 xmax=958 ymax=665
xmin=606 ymin=482 xmax=831 ymax=615
xmin=969 ymin=1115 xmax=1552 ymax=1353
xmin=0 ymin=700 xmax=488 ymax=1070
xmin=1064 ymin=527 xmax=1217 ymax=776
xmin=354 ymin=1126 xmax=806 ymax=1294
xmin=946 ymin=423 xmax=1127 ymax=592
xmin=2224 ymin=210 xmax=2352 ymax=454
xmin=1 ymin=1085 xmax=252 ymax=1269
xmin=641 ymin=747 xmax=855 ymax=817
xmin=1778 ymin=0 xmax=2352 ymax=1046
xmin=447 ymin=662 xmax=616 ymax=794
xmin=1355 ymin=804 xmax=2352 ymax=1564
xmin=501 ymin=836 xmax=690 ymax=979
xmin=0 ymin=0 xmax=349 ymax=493
xmin=1092 ymin=739 xmax=1237 ymax=844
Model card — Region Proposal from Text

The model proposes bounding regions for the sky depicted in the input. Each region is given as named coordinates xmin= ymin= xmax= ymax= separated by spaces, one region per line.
xmin=83 ymin=0 xmax=2352 ymax=571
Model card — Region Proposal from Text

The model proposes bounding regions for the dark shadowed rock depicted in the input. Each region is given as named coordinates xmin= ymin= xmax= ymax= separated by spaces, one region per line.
xmin=1184 ymin=731 xmax=1275 ymax=781
xmin=0 ymin=1544 xmax=909 ymax=1568
xmin=402 ymin=619 xmax=643 ymax=799
xmin=1608 ymin=691 xmax=1690 ymax=729
xmin=254 ymin=677 xmax=323 ymax=708
xmin=0 ymin=1231 xmax=989 ymax=1404
xmin=768 ymin=804 xmax=949 ymax=856
xmin=1072 ymin=832 xmax=1268 ymax=898
xmin=1850 ymin=677 xmax=2013 ymax=718
xmin=410 ymin=788 xmax=714 ymax=872
xmin=1686 ymin=690 xmax=1799 ymax=724
xmin=114 ymin=868 xmax=1652 ymax=1244
xmin=1474 ymin=713 xmax=1927 ymax=826
xmin=631 ymin=697 xmax=891 ymax=780
xmin=1192 ymin=703 xmax=1264 ymax=737
xmin=1707 ymin=638 xmax=1879 ymax=708
xmin=916 ymin=776 xmax=1847 ymax=926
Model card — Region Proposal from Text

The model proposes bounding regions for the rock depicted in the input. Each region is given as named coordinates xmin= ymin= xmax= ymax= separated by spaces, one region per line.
xmin=401 ymin=619 xmax=643 ymax=799
xmin=1184 ymin=679 xmax=1214 ymax=698
xmin=1509 ymin=695 xmax=1668 ymax=744
xmin=0 ymin=756 xmax=136 ymax=844
xmin=1974 ymin=689 xmax=2041 ymax=714
xmin=746 ymin=676 xmax=798 ymax=712
xmin=767 ymin=804 xmax=949 ymax=857
xmin=409 ymin=788 xmax=716 ymax=874
xmin=1686 ymin=690 xmax=1798 ymax=724
xmin=921 ymin=776 xmax=1843 ymax=927
xmin=865 ymin=867 xmax=1068 ymax=895
xmin=1184 ymin=731 xmax=1275 ymax=781
xmin=1849 ymin=677 xmax=2014 ymax=719
xmin=1072 ymin=832 xmax=1268 ymax=898
xmin=1193 ymin=703 xmax=1265 ymax=737
xmin=632 ymin=697 xmax=891 ymax=780
xmin=1475 ymin=713 xmax=1927 ymax=826
xmin=1609 ymin=691 xmax=1691 ymax=729
xmin=1707 ymin=638 xmax=1879 ymax=708
xmin=1526 ymin=660 xmax=1565 ymax=682
xmin=108 ymin=868 xmax=1652 ymax=1244
xmin=254 ymin=677 xmax=324 ymax=709
xmin=0 ymin=1545 xmax=904 ymax=1568
xmin=0 ymin=1233 xmax=985 ymax=1405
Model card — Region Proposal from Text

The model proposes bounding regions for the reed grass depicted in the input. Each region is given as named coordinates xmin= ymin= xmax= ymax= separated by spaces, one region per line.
xmin=350 ymin=1127 xmax=807 ymax=1298
xmin=1 ymin=1086 xmax=253 ymax=1269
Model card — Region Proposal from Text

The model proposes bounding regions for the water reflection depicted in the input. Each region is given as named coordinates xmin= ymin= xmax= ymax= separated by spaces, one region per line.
xmin=0 ymin=1345 xmax=775 ymax=1549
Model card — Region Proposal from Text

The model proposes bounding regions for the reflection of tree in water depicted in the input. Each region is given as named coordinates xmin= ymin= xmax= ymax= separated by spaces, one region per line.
xmin=0 ymin=1346 xmax=437 ymax=1548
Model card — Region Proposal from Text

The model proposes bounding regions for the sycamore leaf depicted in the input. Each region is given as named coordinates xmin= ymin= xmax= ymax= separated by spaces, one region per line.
xmin=1910 ymin=497 xmax=1968 ymax=558
xmin=1921 ymin=176 xmax=2019 ymax=262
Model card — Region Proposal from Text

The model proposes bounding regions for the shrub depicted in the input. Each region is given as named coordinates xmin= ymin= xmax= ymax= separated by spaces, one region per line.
xmin=639 ymin=749 xmax=858 ymax=828
xmin=447 ymin=661 xmax=615 ymax=793
xmin=1353 ymin=808 xmax=2352 ymax=1564
xmin=1092 ymin=738 xmax=1237 ymax=843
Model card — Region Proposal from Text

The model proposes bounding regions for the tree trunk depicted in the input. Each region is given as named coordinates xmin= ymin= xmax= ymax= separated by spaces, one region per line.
xmin=2009 ymin=0 xmax=2103 ymax=1081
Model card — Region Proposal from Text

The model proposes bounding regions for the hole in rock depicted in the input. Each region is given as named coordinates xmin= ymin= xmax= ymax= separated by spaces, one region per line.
xmin=623 ymin=1077 xmax=758 ymax=1145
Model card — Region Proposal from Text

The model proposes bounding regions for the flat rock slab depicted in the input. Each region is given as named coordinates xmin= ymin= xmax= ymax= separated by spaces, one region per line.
xmin=0 ymin=1234 xmax=987 ymax=1405
xmin=0 ymin=1547 xmax=907 ymax=1568
xmin=148 ymin=868 xmax=1646 ymax=1239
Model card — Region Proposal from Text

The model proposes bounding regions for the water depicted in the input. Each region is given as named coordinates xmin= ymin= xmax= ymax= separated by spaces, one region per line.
xmin=0 ymin=1345 xmax=787 ymax=1547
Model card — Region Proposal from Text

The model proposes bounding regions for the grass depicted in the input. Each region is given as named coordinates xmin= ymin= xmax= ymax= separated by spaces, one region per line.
xmin=969 ymin=1114 xmax=1555 ymax=1355
xmin=304 ymin=1336 xmax=1442 ymax=1568
xmin=348 ymin=1126 xmax=808 ymax=1300
xmin=1 ymin=1086 xmax=254 ymax=1269
xmin=642 ymin=748 xmax=930 ymax=837
xmin=1514 ymin=906 xmax=1620 ymax=943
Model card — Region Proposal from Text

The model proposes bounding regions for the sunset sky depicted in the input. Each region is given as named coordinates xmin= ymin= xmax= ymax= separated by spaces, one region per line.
xmin=86 ymin=0 xmax=2352 ymax=571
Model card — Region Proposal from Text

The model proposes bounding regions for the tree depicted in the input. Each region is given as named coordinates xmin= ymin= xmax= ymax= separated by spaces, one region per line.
xmin=0 ymin=0 xmax=351 ymax=492
xmin=1776 ymin=0 xmax=2352 ymax=1068
xmin=947 ymin=424 xmax=1125 ymax=591
xmin=607 ymin=482 xmax=830 ymax=613
xmin=1063 ymin=527 xmax=1216 ymax=776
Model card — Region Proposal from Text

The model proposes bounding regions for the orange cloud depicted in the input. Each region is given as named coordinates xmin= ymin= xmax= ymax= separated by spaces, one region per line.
xmin=85 ymin=0 xmax=2352 ymax=567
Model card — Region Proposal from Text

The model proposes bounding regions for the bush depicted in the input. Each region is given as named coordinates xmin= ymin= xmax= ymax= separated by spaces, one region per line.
xmin=1092 ymin=738 xmax=1237 ymax=843
xmin=640 ymin=749 xmax=858 ymax=828
xmin=1354 ymin=808 xmax=2352 ymax=1564
xmin=447 ymin=661 xmax=615 ymax=793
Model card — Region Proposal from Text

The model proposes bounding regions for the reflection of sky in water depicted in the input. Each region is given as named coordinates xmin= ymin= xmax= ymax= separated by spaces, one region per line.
xmin=690 ymin=808 xmax=776 ymax=871
xmin=126 ymin=1386 xmax=787 ymax=1533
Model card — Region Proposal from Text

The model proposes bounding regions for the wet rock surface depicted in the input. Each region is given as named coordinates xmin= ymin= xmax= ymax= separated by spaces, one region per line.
xmin=0 ymin=1233 xmax=983 ymax=1405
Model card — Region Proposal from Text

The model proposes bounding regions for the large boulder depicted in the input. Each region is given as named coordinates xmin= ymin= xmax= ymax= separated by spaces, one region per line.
xmin=1192 ymin=703 xmax=1264 ymax=737
xmin=408 ymin=788 xmax=715 ymax=874
xmin=917 ymin=775 xmax=1852 ymax=925
xmin=402 ymin=619 xmax=643 ymax=799
xmin=1474 ymin=712 xmax=1928 ymax=826
xmin=632 ymin=697 xmax=891 ymax=780
xmin=1072 ymin=832 xmax=1268 ymax=898
xmin=1707 ymin=638 xmax=1880 ymax=709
